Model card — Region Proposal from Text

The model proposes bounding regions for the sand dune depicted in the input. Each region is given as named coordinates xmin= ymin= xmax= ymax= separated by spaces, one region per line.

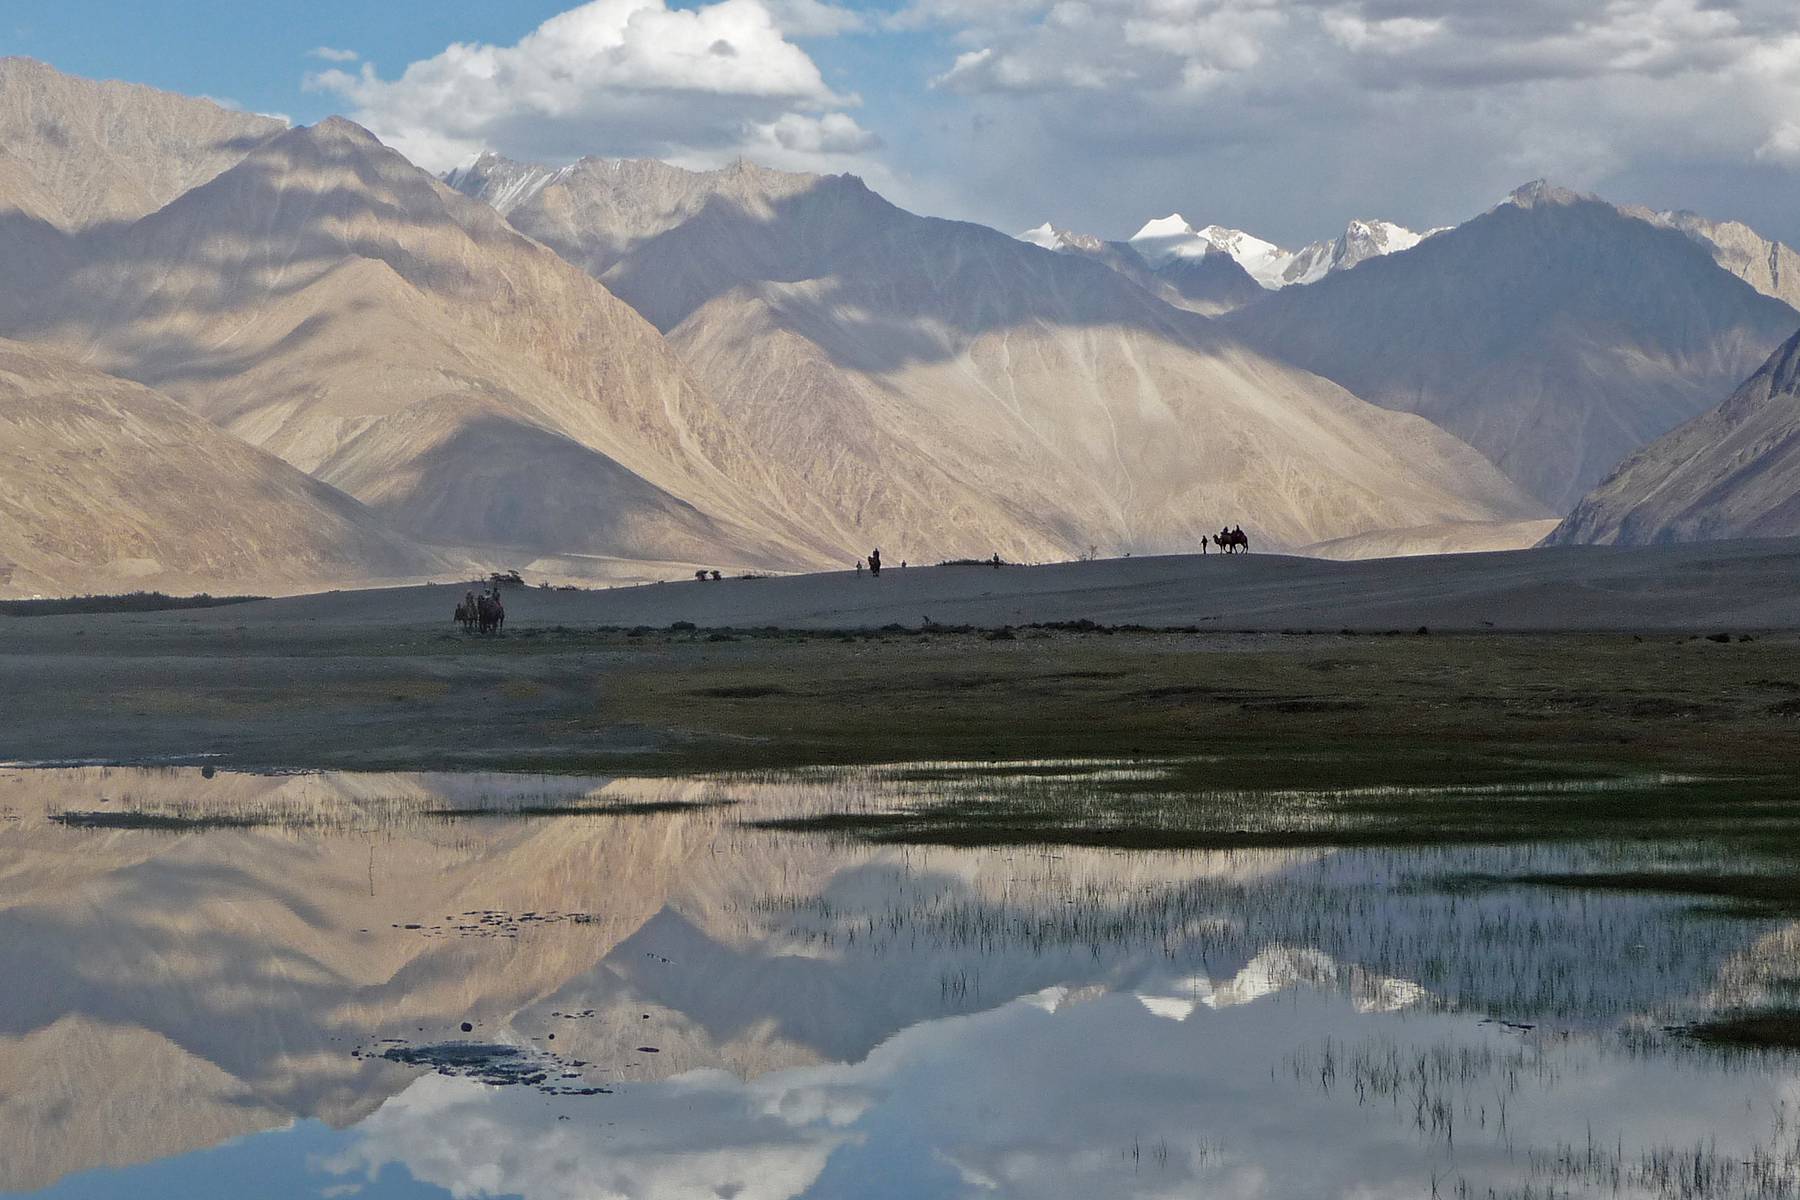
xmin=134 ymin=538 xmax=1800 ymax=634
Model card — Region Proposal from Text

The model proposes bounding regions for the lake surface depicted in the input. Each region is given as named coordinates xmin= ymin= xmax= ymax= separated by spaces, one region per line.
xmin=2 ymin=762 xmax=1797 ymax=1198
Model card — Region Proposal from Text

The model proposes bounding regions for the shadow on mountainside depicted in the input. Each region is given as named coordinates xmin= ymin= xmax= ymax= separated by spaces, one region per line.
xmin=351 ymin=412 xmax=757 ymax=563
xmin=599 ymin=175 xmax=1221 ymax=373
xmin=0 ymin=126 xmax=560 ymax=343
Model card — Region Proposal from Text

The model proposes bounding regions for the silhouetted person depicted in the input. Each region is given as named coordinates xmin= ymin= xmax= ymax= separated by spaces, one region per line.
xmin=868 ymin=549 xmax=882 ymax=577
xmin=856 ymin=560 xmax=864 ymax=577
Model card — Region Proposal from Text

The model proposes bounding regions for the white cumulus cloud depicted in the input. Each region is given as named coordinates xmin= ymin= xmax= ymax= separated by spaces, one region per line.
xmin=308 ymin=0 xmax=874 ymax=172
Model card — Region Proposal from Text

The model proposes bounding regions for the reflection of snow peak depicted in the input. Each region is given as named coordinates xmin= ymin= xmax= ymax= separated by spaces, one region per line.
xmin=326 ymin=981 xmax=1783 ymax=1200
xmin=1133 ymin=948 xmax=1428 ymax=1018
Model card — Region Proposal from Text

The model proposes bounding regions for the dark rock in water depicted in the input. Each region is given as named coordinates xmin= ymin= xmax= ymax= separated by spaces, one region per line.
xmin=376 ymin=1039 xmax=608 ymax=1095
xmin=636 ymin=1046 xmax=660 ymax=1053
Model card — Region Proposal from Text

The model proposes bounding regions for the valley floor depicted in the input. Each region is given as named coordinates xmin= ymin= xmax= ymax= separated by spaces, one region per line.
xmin=4 ymin=540 xmax=1799 ymax=784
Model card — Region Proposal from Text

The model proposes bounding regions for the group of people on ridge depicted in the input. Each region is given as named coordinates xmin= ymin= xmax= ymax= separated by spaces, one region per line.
xmin=455 ymin=586 xmax=505 ymax=634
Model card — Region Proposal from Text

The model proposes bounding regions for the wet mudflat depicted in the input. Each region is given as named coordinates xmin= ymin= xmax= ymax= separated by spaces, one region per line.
xmin=5 ymin=762 xmax=1800 ymax=1198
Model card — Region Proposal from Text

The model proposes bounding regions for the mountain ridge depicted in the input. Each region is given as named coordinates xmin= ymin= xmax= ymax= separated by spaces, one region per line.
xmin=0 ymin=337 xmax=446 ymax=596
xmin=1223 ymin=185 xmax=1800 ymax=511
xmin=1548 ymin=326 xmax=1800 ymax=545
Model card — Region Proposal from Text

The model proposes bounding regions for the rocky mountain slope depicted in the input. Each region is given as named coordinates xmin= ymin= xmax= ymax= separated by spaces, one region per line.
xmin=1224 ymin=182 xmax=1800 ymax=511
xmin=455 ymin=156 xmax=1544 ymax=559
xmin=6 ymin=114 xmax=833 ymax=572
xmin=1152 ymin=247 xmax=1267 ymax=314
xmin=0 ymin=339 xmax=443 ymax=595
xmin=1631 ymin=207 xmax=1800 ymax=312
xmin=1548 ymin=327 xmax=1800 ymax=545
xmin=0 ymin=57 xmax=283 ymax=232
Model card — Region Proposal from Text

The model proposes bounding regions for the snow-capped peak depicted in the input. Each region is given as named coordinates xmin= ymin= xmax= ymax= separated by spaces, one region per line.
xmin=1194 ymin=225 xmax=1294 ymax=288
xmin=442 ymin=153 xmax=560 ymax=215
xmin=1334 ymin=218 xmax=1426 ymax=267
xmin=1017 ymin=222 xmax=1105 ymax=254
xmin=1134 ymin=213 xmax=1196 ymax=241
xmin=1128 ymin=214 xmax=1210 ymax=268
xmin=1124 ymin=209 xmax=1435 ymax=289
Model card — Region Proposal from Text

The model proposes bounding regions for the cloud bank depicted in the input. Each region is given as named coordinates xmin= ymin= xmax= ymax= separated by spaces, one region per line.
xmin=309 ymin=0 xmax=876 ymax=173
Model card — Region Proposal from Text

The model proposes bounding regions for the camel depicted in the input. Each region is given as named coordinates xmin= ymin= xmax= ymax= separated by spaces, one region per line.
xmin=477 ymin=592 xmax=505 ymax=635
xmin=1211 ymin=529 xmax=1250 ymax=555
xmin=453 ymin=593 xmax=479 ymax=632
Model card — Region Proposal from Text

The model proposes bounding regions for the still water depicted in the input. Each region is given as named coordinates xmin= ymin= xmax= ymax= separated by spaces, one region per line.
xmin=1 ymin=762 xmax=1797 ymax=1198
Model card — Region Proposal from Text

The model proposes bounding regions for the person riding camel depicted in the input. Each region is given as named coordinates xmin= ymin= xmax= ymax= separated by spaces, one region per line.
xmin=868 ymin=549 xmax=882 ymax=577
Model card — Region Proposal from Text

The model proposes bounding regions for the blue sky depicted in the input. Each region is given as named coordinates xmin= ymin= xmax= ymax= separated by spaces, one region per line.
xmin=7 ymin=0 xmax=1800 ymax=247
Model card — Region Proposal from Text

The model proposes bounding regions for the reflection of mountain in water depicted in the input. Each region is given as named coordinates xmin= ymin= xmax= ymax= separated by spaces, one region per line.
xmin=331 ymin=984 xmax=1800 ymax=1200
xmin=0 ymin=765 xmax=1789 ymax=1192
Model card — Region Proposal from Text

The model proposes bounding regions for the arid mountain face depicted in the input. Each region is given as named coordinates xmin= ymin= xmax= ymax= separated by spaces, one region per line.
xmin=1224 ymin=184 xmax=1800 ymax=512
xmin=1633 ymin=208 xmax=1800 ymax=313
xmin=0 ymin=339 xmax=443 ymax=596
xmin=1549 ymin=327 xmax=1800 ymax=545
xmin=6 ymin=116 xmax=834 ymax=573
xmin=454 ymin=157 xmax=1543 ymax=558
xmin=0 ymin=57 xmax=283 ymax=232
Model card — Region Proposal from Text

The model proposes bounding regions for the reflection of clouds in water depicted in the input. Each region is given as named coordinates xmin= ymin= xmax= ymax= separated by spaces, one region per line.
xmin=329 ymin=982 xmax=1800 ymax=1200
xmin=328 ymin=1069 xmax=862 ymax=1200
xmin=8 ymin=765 xmax=1800 ymax=1196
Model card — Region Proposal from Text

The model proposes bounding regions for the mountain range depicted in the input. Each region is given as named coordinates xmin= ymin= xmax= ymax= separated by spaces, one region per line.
xmin=452 ymin=152 xmax=1540 ymax=560
xmin=1 ymin=57 xmax=1797 ymax=597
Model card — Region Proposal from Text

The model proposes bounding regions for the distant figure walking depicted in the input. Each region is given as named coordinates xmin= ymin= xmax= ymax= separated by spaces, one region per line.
xmin=868 ymin=549 xmax=882 ymax=577
xmin=855 ymin=560 xmax=864 ymax=577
